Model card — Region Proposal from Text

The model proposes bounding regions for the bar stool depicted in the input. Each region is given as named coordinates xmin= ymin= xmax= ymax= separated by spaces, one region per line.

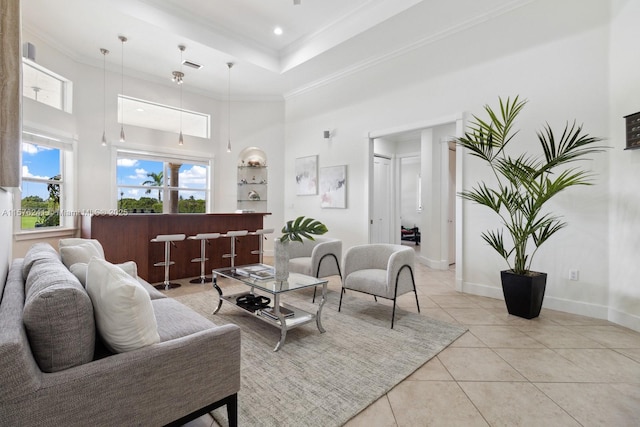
xmin=151 ymin=234 xmax=186 ymax=290
xmin=188 ymin=233 xmax=221 ymax=284
xmin=249 ymin=228 xmax=274 ymax=264
xmin=221 ymin=230 xmax=248 ymax=270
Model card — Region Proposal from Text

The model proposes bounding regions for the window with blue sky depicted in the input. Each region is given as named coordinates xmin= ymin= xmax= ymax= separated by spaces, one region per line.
xmin=116 ymin=154 xmax=209 ymax=213
xmin=21 ymin=141 xmax=64 ymax=229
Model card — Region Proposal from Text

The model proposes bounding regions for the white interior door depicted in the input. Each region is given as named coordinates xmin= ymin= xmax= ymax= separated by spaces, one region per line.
xmin=448 ymin=144 xmax=456 ymax=264
xmin=372 ymin=155 xmax=391 ymax=243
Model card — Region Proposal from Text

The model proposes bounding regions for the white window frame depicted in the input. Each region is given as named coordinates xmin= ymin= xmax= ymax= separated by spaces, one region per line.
xmin=22 ymin=59 xmax=73 ymax=113
xmin=114 ymin=147 xmax=213 ymax=213
xmin=15 ymin=128 xmax=76 ymax=239
xmin=117 ymin=95 xmax=210 ymax=138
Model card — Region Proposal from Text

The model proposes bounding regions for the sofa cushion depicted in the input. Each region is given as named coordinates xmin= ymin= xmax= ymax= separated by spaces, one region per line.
xmin=23 ymin=259 xmax=95 ymax=373
xmin=70 ymin=260 xmax=137 ymax=288
xmin=59 ymin=238 xmax=105 ymax=259
xmin=86 ymin=258 xmax=160 ymax=353
xmin=59 ymin=242 xmax=104 ymax=269
xmin=151 ymin=298 xmax=217 ymax=342
xmin=22 ymin=242 xmax=60 ymax=280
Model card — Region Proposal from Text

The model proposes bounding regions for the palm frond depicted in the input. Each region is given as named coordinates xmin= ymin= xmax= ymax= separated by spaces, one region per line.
xmin=280 ymin=216 xmax=328 ymax=243
xmin=456 ymin=95 xmax=607 ymax=274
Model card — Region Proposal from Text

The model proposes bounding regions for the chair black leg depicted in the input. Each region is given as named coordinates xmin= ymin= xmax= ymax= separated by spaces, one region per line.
xmin=313 ymin=254 xmax=343 ymax=303
xmin=409 ymin=267 xmax=420 ymax=313
xmin=338 ymin=286 xmax=345 ymax=311
xmin=391 ymin=298 xmax=397 ymax=329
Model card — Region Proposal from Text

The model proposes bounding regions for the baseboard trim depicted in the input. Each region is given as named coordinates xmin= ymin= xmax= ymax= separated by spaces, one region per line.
xmin=461 ymin=280 xmax=640 ymax=332
xmin=417 ymin=256 xmax=449 ymax=270
xmin=608 ymin=308 xmax=640 ymax=332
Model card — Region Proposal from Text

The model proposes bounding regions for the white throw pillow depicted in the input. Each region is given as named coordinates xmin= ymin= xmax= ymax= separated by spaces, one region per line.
xmin=70 ymin=260 xmax=137 ymax=287
xmin=59 ymin=238 xmax=105 ymax=259
xmin=59 ymin=242 xmax=103 ymax=269
xmin=86 ymin=258 xmax=160 ymax=353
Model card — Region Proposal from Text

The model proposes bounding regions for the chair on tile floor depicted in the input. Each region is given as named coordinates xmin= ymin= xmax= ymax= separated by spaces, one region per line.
xmin=188 ymin=232 xmax=221 ymax=283
xmin=151 ymin=233 xmax=186 ymax=290
xmin=222 ymin=230 xmax=248 ymax=270
xmin=339 ymin=243 xmax=420 ymax=328
xmin=249 ymin=228 xmax=274 ymax=264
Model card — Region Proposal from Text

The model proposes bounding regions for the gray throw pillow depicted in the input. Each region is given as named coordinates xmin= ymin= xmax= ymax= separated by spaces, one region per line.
xmin=23 ymin=259 xmax=95 ymax=372
xmin=22 ymin=242 xmax=60 ymax=280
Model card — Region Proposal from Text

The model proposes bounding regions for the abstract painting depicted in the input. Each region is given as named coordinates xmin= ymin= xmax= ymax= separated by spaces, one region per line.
xmin=295 ymin=155 xmax=318 ymax=195
xmin=320 ymin=165 xmax=347 ymax=208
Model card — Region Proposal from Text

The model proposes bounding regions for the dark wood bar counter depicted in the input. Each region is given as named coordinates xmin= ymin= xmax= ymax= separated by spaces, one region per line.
xmin=81 ymin=213 xmax=269 ymax=283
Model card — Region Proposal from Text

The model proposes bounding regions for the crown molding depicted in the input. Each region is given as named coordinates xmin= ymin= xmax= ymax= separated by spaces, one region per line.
xmin=284 ymin=0 xmax=534 ymax=99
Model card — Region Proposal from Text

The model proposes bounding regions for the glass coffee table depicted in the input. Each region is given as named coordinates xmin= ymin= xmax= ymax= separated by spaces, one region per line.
xmin=212 ymin=264 xmax=328 ymax=351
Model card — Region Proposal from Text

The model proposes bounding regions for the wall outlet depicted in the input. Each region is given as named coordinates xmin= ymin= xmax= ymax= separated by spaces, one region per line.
xmin=569 ymin=269 xmax=579 ymax=281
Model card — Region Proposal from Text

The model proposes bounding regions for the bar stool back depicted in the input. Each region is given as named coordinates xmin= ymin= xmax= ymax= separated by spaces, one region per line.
xmin=151 ymin=233 xmax=186 ymax=290
xmin=188 ymin=233 xmax=221 ymax=284
xmin=249 ymin=228 xmax=274 ymax=264
xmin=222 ymin=230 xmax=248 ymax=270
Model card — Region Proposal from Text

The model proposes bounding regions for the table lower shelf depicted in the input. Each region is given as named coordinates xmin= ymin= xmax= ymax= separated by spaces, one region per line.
xmin=221 ymin=292 xmax=317 ymax=330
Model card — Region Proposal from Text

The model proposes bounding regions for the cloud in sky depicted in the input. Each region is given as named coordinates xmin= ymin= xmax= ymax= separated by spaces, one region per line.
xmin=128 ymin=168 xmax=149 ymax=180
xmin=22 ymin=165 xmax=49 ymax=180
xmin=179 ymin=165 xmax=206 ymax=187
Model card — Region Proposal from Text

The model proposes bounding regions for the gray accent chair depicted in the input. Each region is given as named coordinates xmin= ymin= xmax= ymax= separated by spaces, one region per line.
xmin=339 ymin=244 xmax=420 ymax=328
xmin=287 ymin=236 xmax=342 ymax=301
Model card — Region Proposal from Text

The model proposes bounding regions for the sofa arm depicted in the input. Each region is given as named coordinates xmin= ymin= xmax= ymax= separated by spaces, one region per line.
xmin=2 ymin=324 xmax=241 ymax=427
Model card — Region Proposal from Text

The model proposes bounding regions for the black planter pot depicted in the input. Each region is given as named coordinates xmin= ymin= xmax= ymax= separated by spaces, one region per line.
xmin=500 ymin=270 xmax=547 ymax=319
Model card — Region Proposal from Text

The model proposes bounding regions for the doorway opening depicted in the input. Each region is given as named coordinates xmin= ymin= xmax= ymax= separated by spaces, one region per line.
xmin=368 ymin=114 xmax=464 ymax=289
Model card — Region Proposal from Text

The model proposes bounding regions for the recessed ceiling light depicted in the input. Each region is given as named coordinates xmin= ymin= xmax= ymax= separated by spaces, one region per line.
xmin=136 ymin=108 xmax=144 ymax=112
xmin=273 ymin=27 xmax=283 ymax=35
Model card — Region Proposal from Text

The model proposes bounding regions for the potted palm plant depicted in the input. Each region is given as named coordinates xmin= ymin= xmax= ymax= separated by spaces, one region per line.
xmin=274 ymin=216 xmax=328 ymax=281
xmin=457 ymin=96 xmax=606 ymax=318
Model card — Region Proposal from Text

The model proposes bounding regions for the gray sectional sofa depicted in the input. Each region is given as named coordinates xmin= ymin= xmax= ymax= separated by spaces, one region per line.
xmin=0 ymin=241 xmax=241 ymax=426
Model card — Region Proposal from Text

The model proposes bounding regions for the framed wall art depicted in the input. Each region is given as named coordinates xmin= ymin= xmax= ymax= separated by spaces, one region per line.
xmin=295 ymin=155 xmax=318 ymax=195
xmin=320 ymin=165 xmax=347 ymax=208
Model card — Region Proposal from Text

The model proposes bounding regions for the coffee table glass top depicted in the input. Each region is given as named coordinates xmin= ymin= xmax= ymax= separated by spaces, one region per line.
xmin=213 ymin=264 xmax=327 ymax=294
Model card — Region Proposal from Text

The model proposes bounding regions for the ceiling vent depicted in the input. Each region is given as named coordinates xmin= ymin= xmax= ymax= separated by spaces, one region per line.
xmin=182 ymin=60 xmax=203 ymax=70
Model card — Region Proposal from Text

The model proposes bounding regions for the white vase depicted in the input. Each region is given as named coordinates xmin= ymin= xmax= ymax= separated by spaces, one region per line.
xmin=274 ymin=238 xmax=289 ymax=282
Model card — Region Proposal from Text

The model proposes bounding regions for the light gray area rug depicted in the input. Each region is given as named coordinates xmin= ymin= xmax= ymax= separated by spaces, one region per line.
xmin=175 ymin=286 xmax=467 ymax=427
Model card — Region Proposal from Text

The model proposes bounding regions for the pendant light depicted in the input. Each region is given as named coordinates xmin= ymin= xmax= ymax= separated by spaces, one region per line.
xmin=226 ymin=62 xmax=234 ymax=153
xmin=176 ymin=45 xmax=186 ymax=146
xmin=118 ymin=35 xmax=127 ymax=142
xmin=100 ymin=48 xmax=109 ymax=146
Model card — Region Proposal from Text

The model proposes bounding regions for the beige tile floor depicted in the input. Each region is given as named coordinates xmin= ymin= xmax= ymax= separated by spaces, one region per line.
xmin=166 ymin=258 xmax=640 ymax=427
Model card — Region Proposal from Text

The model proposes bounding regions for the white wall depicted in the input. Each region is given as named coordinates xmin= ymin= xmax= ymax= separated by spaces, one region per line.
xmin=285 ymin=0 xmax=621 ymax=324
xmin=608 ymin=0 xmax=640 ymax=331
xmin=17 ymin=30 xmax=285 ymax=257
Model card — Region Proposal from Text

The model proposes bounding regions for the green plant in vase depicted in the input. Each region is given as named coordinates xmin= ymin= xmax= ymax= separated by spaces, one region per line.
xmin=456 ymin=96 xmax=606 ymax=318
xmin=275 ymin=216 xmax=328 ymax=281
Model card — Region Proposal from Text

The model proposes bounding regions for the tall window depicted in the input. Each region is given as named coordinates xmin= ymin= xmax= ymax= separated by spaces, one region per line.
xmin=20 ymin=131 xmax=73 ymax=229
xmin=116 ymin=151 xmax=210 ymax=213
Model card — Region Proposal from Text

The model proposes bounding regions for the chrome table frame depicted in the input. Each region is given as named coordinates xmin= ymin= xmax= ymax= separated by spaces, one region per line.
xmin=212 ymin=264 xmax=327 ymax=351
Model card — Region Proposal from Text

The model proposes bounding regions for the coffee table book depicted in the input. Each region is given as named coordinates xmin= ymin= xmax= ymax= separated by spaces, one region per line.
xmin=261 ymin=306 xmax=294 ymax=320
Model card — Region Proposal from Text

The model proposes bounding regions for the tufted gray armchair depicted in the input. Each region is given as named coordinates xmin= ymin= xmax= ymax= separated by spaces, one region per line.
xmin=339 ymin=244 xmax=420 ymax=328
